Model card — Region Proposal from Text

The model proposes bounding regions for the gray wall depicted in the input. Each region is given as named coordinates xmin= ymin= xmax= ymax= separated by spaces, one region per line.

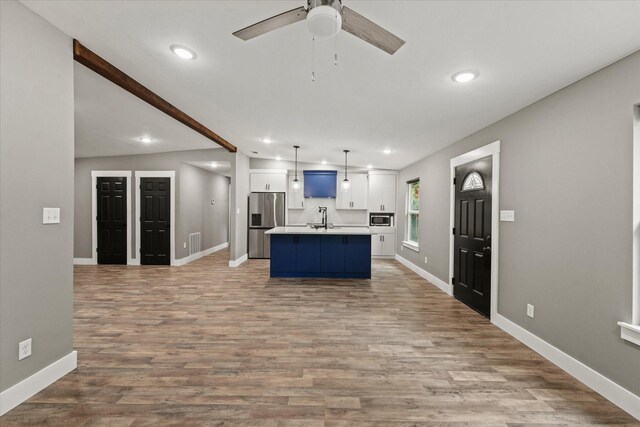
xmin=0 ymin=1 xmax=75 ymax=391
xmin=74 ymin=149 xmax=231 ymax=260
xmin=179 ymin=163 xmax=230 ymax=252
xmin=230 ymin=151 xmax=250 ymax=261
xmin=396 ymin=52 xmax=640 ymax=395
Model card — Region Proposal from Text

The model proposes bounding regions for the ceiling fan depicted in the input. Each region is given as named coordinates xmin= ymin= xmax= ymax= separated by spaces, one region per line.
xmin=232 ymin=0 xmax=405 ymax=55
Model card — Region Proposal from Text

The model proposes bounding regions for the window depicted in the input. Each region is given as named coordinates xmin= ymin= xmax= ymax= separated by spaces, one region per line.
xmin=404 ymin=179 xmax=420 ymax=251
xmin=461 ymin=171 xmax=484 ymax=192
xmin=620 ymin=105 xmax=640 ymax=346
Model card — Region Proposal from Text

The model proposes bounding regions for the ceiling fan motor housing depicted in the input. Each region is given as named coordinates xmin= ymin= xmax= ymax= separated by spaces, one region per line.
xmin=307 ymin=0 xmax=343 ymax=37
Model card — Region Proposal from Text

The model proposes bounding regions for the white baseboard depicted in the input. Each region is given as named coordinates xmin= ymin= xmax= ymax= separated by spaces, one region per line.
xmin=0 ymin=350 xmax=77 ymax=416
xmin=493 ymin=314 xmax=640 ymax=421
xmin=174 ymin=242 xmax=229 ymax=266
xmin=228 ymin=253 xmax=248 ymax=268
xmin=73 ymin=258 xmax=94 ymax=265
xmin=395 ymin=254 xmax=452 ymax=295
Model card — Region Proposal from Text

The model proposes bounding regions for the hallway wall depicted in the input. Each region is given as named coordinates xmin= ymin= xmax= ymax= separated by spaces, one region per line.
xmin=74 ymin=149 xmax=231 ymax=261
xmin=0 ymin=0 xmax=75 ymax=393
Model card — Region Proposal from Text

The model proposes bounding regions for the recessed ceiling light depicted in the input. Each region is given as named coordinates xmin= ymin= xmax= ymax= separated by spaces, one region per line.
xmin=276 ymin=156 xmax=282 ymax=161
xmin=452 ymin=69 xmax=479 ymax=83
xmin=367 ymin=164 xmax=373 ymax=169
xmin=383 ymin=149 xmax=392 ymax=154
xmin=321 ymin=160 xmax=327 ymax=165
xmin=210 ymin=162 xmax=217 ymax=168
xmin=139 ymin=136 xmax=153 ymax=144
xmin=170 ymin=45 xmax=196 ymax=60
xmin=262 ymin=138 xmax=272 ymax=144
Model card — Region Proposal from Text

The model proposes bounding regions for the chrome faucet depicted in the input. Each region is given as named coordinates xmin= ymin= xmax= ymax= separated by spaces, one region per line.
xmin=318 ymin=207 xmax=328 ymax=229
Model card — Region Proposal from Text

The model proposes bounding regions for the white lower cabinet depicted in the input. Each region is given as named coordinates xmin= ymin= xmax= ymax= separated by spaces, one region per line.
xmin=371 ymin=232 xmax=396 ymax=257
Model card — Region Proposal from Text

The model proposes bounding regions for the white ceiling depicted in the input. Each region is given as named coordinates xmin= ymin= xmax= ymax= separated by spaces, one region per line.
xmin=24 ymin=1 xmax=640 ymax=169
xmin=185 ymin=161 xmax=232 ymax=177
xmin=74 ymin=62 xmax=220 ymax=158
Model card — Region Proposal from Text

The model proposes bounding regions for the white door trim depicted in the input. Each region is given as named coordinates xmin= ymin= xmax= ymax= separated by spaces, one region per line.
xmin=91 ymin=171 xmax=133 ymax=265
xmin=449 ymin=140 xmax=501 ymax=319
xmin=135 ymin=171 xmax=176 ymax=266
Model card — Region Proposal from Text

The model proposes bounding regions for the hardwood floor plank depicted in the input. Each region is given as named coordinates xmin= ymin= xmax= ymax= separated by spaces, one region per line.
xmin=0 ymin=250 xmax=636 ymax=425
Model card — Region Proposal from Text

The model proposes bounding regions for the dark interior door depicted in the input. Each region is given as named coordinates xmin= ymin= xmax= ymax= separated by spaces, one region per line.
xmin=97 ymin=177 xmax=127 ymax=265
xmin=140 ymin=177 xmax=170 ymax=265
xmin=453 ymin=156 xmax=492 ymax=317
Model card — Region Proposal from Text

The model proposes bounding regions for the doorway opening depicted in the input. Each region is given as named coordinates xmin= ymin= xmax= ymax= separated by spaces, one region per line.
xmin=135 ymin=171 xmax=175 ymax=266
xmin=449 ymin=141 xmax=501 ymax=319
xmin=91 ymin=171 xmax=132 ymax=265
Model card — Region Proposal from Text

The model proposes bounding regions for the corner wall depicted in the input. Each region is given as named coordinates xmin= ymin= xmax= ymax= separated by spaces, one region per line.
xmin=396 ymin=52 xmax=640 ymax=396
xmin=230 ymin=151 xmax=250 ymax=262
xmin=0 ymin=0 xmax=75 ymax=392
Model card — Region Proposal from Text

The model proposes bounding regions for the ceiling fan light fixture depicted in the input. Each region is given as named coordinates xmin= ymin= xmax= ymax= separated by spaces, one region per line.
xmin=307 ymin=5 xmax=342 ymax=37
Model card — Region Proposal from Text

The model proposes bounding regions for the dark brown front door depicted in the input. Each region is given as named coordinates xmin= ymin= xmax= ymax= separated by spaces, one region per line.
xmin=97 ymin=177 xmax=127 ymax=265
xmin=453 ymin=156 xmax=492 ymax=317
xmin=140 ymin=177 xmax=170 ymax=265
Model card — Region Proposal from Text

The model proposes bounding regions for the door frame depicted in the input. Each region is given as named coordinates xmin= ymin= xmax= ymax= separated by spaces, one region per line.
xmin=449 ymin=140 xmax=501 ymax=319
xmin=91 ymin=171 xmax=132 ymax=265
xmin=135 ymin=171 xmax=176 ymax=266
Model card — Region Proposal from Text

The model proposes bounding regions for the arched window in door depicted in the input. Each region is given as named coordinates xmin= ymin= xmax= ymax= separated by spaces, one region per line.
xmin=461 ymin=171 xmax=484 ymax=192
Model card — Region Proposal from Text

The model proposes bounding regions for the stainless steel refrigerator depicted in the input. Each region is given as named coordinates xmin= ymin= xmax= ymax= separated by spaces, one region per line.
xmin=248 ymin=192 xmax=285 ymax=259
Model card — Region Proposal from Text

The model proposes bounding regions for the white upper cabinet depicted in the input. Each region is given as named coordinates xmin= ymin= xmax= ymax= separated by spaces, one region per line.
xmin=336 ymin=173 xmax=368 ymax=210
xmin=287 ymin=175 xmax=305 ymax=209
xmin=250 ymin=171 xmax=287 ymax=193
xmin=368 ymin=173 xmax=396 ymax=213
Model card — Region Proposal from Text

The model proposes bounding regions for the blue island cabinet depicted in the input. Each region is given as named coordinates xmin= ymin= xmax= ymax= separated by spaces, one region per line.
xmin=270 ymin=234 xmax=371 ymax=279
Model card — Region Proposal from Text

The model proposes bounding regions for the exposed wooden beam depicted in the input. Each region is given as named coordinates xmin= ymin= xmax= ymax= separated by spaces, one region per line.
xmin=73 ymin=39 xmax=237 ymax=153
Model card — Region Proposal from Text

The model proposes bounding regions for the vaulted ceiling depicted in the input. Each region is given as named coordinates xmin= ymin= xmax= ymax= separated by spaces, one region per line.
xmin=23 ymin=1 xmax=640 ymax=169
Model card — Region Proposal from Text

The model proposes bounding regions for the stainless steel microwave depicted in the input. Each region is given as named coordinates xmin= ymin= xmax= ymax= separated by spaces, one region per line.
xmin=370 ymin=213 xmax=394 ymax=226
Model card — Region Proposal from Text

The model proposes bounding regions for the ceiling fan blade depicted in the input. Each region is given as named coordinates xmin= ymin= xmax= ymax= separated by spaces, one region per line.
xmin=341 ymin=6 xmax=405 ymax=55
xmin=233 ymin=7 xmax=308 ymax=41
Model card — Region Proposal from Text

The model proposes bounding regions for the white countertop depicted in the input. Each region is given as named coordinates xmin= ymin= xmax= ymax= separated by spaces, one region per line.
xmin=265 ymin=226 xmax=372 ymax=235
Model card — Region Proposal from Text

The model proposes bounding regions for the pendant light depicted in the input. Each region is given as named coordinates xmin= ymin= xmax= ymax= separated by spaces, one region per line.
xmin=292 ymin=145 xmax=301 ymax=191
xmin=342 ymin=149 xmax=350 ymax=191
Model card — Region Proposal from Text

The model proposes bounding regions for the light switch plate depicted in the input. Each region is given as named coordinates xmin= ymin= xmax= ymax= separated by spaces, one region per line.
xmin=43 ymin=207 xmax=60 ymax=224
xmin=500 ymin=210 xmax=515 ymax=222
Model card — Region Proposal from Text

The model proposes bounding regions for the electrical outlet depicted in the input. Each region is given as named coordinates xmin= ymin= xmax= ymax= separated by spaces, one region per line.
xmin=19 ymin=338 xmax=32 ymax=360
xmin=424 ymin=256 xmax=428 ymax=264
xmin=526 ymin=304 xmax=535 ymax=318
xmin=400 ymin=245 xmax=403 ymax=251
xmin=183 ymin=242 xmax=187 ymax=249
xmin=42 ymin=207 xmax=60 ymax=224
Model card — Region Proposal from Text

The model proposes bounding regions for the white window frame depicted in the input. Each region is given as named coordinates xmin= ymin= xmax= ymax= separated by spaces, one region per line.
xmin=618 ymin=105 xmax=640 ymax=346
xmin=403 ymin=179 xmax=420 ymax=252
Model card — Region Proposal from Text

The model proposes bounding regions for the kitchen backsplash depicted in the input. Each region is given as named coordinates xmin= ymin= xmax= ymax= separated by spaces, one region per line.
xmin=287 ymin=197 xmax=367 ymax=226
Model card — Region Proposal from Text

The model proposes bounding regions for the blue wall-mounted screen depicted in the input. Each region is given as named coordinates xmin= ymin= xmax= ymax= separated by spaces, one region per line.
xmin=303 ymin=170 xmax=337 ymax=198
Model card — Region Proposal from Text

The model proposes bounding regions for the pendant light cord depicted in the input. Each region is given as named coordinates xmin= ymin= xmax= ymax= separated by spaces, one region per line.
xmin=334 ymin=10 xmax=338 ymax=66
xmin=311 ymin=36 xmax=316 ymax=82
xmin=344 ymin=150 xmax=348 ymax=180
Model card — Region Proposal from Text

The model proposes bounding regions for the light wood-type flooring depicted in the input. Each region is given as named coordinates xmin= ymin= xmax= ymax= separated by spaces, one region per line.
xmin=1 ymin=249 xmax=637 ymax=426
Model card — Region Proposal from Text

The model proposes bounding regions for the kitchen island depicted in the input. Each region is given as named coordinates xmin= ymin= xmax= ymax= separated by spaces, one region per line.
xmin=265 ymin=227 xmax=372 ymax=279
